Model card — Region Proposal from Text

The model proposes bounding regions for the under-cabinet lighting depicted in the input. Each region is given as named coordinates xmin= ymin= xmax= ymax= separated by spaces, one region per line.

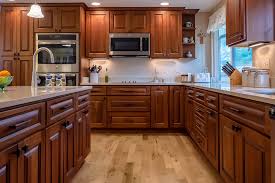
xmin=91 ymin=2 xmax=101 ymax=6
xmin=249 ymin=42 xmax=269 ymax=48
xmin=160 ymin=2 xmax=169 ymax=6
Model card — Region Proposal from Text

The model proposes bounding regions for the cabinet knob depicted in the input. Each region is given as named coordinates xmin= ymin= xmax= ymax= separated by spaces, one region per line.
xmin=22 ymin=145 xmax=29 ymax=153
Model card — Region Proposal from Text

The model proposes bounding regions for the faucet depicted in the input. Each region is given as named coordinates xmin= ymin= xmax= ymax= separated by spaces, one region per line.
xmin=32 ymin=47 xmax=55 ymax=87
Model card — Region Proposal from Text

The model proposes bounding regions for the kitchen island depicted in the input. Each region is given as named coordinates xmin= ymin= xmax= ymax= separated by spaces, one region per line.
xmin=0 ymin=86 xmax=92 ymax=183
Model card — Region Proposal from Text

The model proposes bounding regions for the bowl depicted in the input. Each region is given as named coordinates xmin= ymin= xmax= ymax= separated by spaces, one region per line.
xmin=0 ymin=76 xmax=13 ymax=91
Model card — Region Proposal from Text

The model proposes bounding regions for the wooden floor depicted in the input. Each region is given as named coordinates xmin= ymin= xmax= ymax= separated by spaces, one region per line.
xmin=72 ymin=132 xmax=223 ymax=183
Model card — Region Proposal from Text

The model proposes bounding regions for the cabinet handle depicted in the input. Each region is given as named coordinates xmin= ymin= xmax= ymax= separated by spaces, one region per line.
xmin=21 ymin=145 xmax=29 ymax=153
xmin=59 ymin=105 xmax=71 ymax=111
xmin=232 ymin=125 xmax=242 ymax=132
xmin=9 ymin=119 xmax=32 ymax=129
xmin=80 ymin=98 xmax=88 ymax=103
xmin=207 ymin=111 xmax=214 ymax=116
xmin=229 ymin=107 xmax=243 ymax=113
xmin=62 ymin=121 xmax=69 ymax=128
xmin=83 ymin=110 xmax=89 ymax=114
xmin=206 ymin=98 xmax=214 ymax=102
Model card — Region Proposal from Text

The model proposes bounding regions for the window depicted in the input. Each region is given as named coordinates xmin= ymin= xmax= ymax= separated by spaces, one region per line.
xmin=215 ymin=26 xmax=252 ymax=82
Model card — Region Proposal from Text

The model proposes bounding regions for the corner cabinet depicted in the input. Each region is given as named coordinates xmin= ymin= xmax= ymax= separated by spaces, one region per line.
xmin=34 ymin=7 xmax=81 ymax=33
xmin=220 ymin=115 xmax=271 ymax=183
xmin=226 ymin=0 xmax=274 ymax=46
xmin=86 ymin=11 xmax=109 ymax=58
xmin=151 ymin=11 xmax=182 ymax=58
xmin=151 ymin=86 xmax=169 ymax=128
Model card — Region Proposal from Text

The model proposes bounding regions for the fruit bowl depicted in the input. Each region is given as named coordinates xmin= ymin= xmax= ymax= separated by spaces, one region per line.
xmin=0 ymin=76 xmax=13 ymax=91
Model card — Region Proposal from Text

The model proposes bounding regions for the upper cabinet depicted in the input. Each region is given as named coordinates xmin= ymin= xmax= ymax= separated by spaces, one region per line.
xmin=226 ymin=0 xmax=274 ymax=46
xmin=86 ymin=11 xmax=110 ymax=58
xmin=34 ymin=7 xmax=81 ymax=33
xmin=151 ymin=11 xmax=182 ymax=58
xmin=110 ymin=11 xmax=150 ymax=33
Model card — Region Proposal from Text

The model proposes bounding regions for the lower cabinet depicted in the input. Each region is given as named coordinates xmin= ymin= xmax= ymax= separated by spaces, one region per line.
xmin=0 ymin=144 xmax=18 ymax=182
xmin=185 ymin=97 xmax=194 ymax=137
xmin=169 ymin=86 xmax=185 ymax=128
xmin=151 ymin=86 xmax=169 ymax=128
xmin=220 ymin=114 xmax=271 ymax=183
xmin=90 ymin=96 xmax=107 ymax=128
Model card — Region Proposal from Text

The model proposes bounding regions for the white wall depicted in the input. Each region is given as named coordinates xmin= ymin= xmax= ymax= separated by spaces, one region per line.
xmin=82 ymin=12 xmax=211 ymax=83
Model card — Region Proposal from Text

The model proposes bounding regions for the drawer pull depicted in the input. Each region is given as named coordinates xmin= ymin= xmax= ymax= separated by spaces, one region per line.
xmin=9 ymin=119 xmax=32 ymax=129
xmin=206 ymin=98 xmax=214 ymax=102
xmin=62 ymin=121 xmax=69 ymax=128
xmin=80 ymin=98 xmax=88 ymax=103
xmin=60 ymin=105 xmax=71 ymax=111
xmin=83 ymin=110 xmax=89 ymax=114
xmin=187 ymin=91 xmax=194 ymax=94
xmin=195 ymin=94 xmax=204 ymax=98
xmin=22 ymin=145 xmax=29 ymax=153
xmin=207 ymin=111 xmax=214 ymax=116
xmin=232 ymin=125 xmax=242 ymax=132
xmin=229 ymin=107 xmax=243 ymax=113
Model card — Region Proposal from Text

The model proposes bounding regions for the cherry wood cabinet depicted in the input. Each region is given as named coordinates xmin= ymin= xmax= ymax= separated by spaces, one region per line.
xmin=226 ymin=0 xmax=274 ymax=46
xmin=86 ymin=11 xmax=109 ymax=58
xmin=185 ymin=90 xmax=195 ymax=137
xmin=90 ymin=96 xmax=107 ymax=128
xmin=0 ymin=7 xmax=33 ymax=86
xmin=220 ymin=114 xmax=271 ymax=183
xmin=151 ymin=11 xmax=182 ymax=58
xmin=34 ymin=7 xmax=81 ymax=33
xmin=0 ymin=144 xmax=18 ymax=182
xmin=110 ymin=11 xmax=150 ymax=33
xmin=169 ymin=86 xmax=185 ymax=128
xmin=151 ymin=86 xmax=169 ymax=128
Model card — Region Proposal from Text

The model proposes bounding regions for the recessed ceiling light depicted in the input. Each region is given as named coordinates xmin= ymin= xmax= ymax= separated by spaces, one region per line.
xmin=8 ymin=0 xmax=15 ymax=1
xmin=91 ymin=2 xmax=101 ymax=6
xmin=160 ymin=2 xmax=169 ymax=6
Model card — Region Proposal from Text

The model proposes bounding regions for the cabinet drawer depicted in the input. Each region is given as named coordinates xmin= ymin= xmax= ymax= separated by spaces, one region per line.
xmin=194 ymin=89 xmax=206 ymax=105
xmin=195 ymin=130 xmax=207 ymax=152
xmin=194 ymin=101 xmax=207 ymax=122
xmin=47 ymin=95 xmax=75 ymax=125
xmin=90 ymin=86 xmax=107 ymax=96
xmin=107 ymin=96 xmax=150 ymax=112
xmin=186 ymin=88 xmax=195 ymax=98
xmin=205 ymin=91 xmax=219 ymax=111
xmin=0 ymin=103 xmax=45 ymax=150
xmin=194 ymin=117 xmax=206 ymax=136
xmin=107 ymin=86 xmax=150 ymax=96
xmin=220 ymin=95 xmax=270 ymax=135
xmin=108 ymin=112 xmax=150 ymax=128
xmin=77 ymin=91 xmax=90 ymax=110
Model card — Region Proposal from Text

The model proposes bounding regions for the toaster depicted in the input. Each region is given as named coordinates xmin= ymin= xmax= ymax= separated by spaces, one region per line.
xmin=193 ymin=73 xmax=211 ymax=83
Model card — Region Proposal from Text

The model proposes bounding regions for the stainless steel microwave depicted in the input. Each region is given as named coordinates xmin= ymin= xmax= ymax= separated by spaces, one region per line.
xmin=109 ymin=33 xmax=150 ymax=56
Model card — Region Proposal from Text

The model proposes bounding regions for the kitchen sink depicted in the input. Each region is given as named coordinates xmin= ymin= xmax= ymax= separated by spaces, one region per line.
xmin=243 ymin=89 xmax=275 ymax=95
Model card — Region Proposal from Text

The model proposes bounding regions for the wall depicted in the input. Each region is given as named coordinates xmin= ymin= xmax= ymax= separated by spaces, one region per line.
xmin=253 ymin=43 xmax=275 ymax=87
xmin=82 ymin=12 xmax=211 ymax=83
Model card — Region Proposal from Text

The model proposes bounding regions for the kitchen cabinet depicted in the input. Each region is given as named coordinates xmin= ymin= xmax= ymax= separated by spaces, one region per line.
xmin=169 ymin=86 xmax=185 ymax=128
xmin=90 ymin=96 xmax=107 ymax=128
xmin=86 ymin=11 xmax=109 ymax=58
xmin=34 ymin=7 xmax=81 ymax=32
xmin=0 ymin=7 xmax=33 ymax=86
xmin=110 ymin=11 xmax=150 ymax=33
xmin=151 ymin=11 xmax=182 ymax=58
xmin=220 ymin=115 xmax=271 ymax=183
xmin=185 ymin=88 xmax=195 ymax=136
xmin=226 ymin=0 xmax=274 ymax=46
xmin=151 ymin=86 xmax=169 ymax=128
xmin=18 ymin=131 xmax=45 ymax=183
xmin=0 ymin=144 xmax=18 ymax=182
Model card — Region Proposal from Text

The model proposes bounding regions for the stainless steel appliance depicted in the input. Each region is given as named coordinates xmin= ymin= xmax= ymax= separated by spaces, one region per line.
xmin=37 ymin=73 xmax=79 ymax=86
xmin=254 ymin=69 xmax=270 ymax=88
xmin=181 ymin=73 xmax=192 ymax=83
xmin=109 ymin=33 xmax=150 ymax=56
xmin=36 ymin=33 xmax=79 ymax=73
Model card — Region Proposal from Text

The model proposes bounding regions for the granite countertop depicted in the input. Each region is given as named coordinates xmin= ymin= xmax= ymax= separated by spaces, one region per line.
xmin=0 ymin=86 xmax=93 ymax=110
xmin=81 ymin=82 xmax=275 ymax=105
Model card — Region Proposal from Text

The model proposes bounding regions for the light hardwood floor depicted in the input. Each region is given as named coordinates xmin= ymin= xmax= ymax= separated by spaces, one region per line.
xmin=72 ymin=133 xmax=223 ymax=183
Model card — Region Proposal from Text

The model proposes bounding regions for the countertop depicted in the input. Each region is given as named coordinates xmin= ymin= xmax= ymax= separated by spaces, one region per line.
xmin=0 ymin=86 xmax=93 ymax=110
xmin=81 ymin=82 xmax=275 ymax=105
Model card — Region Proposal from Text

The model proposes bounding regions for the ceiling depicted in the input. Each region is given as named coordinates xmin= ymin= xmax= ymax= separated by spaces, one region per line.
xmin=0 ymin=0 xmax=221 ymax=12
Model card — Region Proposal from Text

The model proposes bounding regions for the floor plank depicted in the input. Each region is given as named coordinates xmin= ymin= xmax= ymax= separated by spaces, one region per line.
xmin=72 ymin=133 xmax=223 ymax=183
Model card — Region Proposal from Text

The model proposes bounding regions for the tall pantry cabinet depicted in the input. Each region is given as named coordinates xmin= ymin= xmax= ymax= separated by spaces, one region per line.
xmin=0 ymin=7 xmax=33 ymax=86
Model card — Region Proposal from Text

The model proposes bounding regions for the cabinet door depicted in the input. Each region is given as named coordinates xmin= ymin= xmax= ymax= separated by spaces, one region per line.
xmin=16 ymin=7 xmax=34 ymax=56
xmin=34 ymin=7 xmax=58 ymax=32
xmin=150 ymin=11 xmax=167 ymax=58
xmin=59 ymin=7 xmax=80 ymax=32
xmin=167 ymin=11 xmax=182 ymax=58
xmin=169 ymin=86 xmax=184 ymax=128
xmin=0 ymin=7 xmax=17 ymax=57
xmin=110 ymin=11 xmax=129 ymax=33
xmin=130 ymin=11 xmax=150 ymax=33
xmin=62 ymin=114 xmax=76 ymax=182
xmin=90 ymin=96 xmax=107 ymax=128
xmin=82 ymin=108 xmax=91 ymax=157
xmin=220 ymin=115 xmax=243 ymax=183
xmin=206 ymin=109 xmax=219 ymax=170
xmin=45 ymin=121 xmax=63 ymax=183
xmin=185 ymin=97 xmax=194 ymax=137
xmin=17 ymin=56 xmax=32 ymax=86
xmin=243 ymin=126 xmax=271 ymax=183
xmin=75 ymin=110 xmax=86 ymax=167
xmin=226 ymin=0 xmax=246 ymax=45
xmin=0 ymin=57 xmax=17 ymax=86
xmin=151 ymin=86 xmax=169 ymax=128
xmin=18 ymin=131 xmax=45 ymax=183
xmin=0 ymin=144 xmax=18 ymax=183
xmin=86 ymin=11 xmax=109 ymax=58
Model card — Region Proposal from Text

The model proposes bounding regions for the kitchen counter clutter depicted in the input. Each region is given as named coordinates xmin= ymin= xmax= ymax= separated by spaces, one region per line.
xmin=0 ymin=86 xmax=92 ymax=183
xmin=0 ymin=86 xmax=92 ymax=109
xmin=82 ymin=82 xmax=275 ymax=105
